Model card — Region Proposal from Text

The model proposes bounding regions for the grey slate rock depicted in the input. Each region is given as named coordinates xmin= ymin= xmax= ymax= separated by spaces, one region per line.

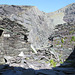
xmin=2 ymin=70 xmax=15 ymax=75
xmin=53 ymin=67 xmax=75 ymax=73
xmin=55 ymin=71 xmax=65 ymax=75
xmin=35 ymin=69 xmax=56 ymax=75
xmin=23 ymin=69 xmax=35 ymax=75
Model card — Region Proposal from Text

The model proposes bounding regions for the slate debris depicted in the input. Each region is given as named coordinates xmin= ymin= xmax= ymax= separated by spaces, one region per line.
xmin=0 ymin=47 xmax=75 ymax=75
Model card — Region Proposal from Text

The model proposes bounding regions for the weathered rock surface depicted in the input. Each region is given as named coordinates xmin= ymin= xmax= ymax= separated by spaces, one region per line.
xmin=0 ymin=3 xmax=75 ymax=75
xmin=0 ymin=48 xmax=75 ymax=75
xmin=0 ymin=3 xmax=75 ymax=50
xmin=0 ymin=3 xmax=75 ymax=58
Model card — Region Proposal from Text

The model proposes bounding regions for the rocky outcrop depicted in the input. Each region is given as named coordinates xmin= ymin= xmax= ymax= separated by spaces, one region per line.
xmin=0 ymin=3 xmax=75 ymax=75
xmin=0 ymin=5 xmax=52 ymax=49
xmin=0 ymin=3 xmax=75 ymax=65
xmin=63 ymin=3 xmax=75 ymax=23
xmin=0 ymin=3 xmax=75 ymax=50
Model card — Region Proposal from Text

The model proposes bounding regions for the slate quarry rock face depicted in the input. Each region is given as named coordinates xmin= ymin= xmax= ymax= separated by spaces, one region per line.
xmin=0 ymin=18 xmax=29 ymax=57
xmin=0 ymin=3 xmax=75 ymax=75
xmin=0 ymin=3 xmax=75 ymax=58
xmin=0 ymin=4 xmax=66 ymax=49
xmin=63 ymin=3 xmax=75 ymax=23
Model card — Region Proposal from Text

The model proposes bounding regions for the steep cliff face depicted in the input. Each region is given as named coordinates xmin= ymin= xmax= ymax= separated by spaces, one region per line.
xmin=0 ymin=3 xmax=75 ymax=50
xmin=0 ymin=5 xmax=52 ymax=49
xmin=63 ymin=3 xmax=75 ymax=23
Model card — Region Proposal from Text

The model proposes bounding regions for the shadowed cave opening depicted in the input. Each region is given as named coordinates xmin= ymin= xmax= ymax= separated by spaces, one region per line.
xmin=24 ymin=35 xmax=28 ymax=42
xmin=0 ymin=29 xmax=3 ymax=36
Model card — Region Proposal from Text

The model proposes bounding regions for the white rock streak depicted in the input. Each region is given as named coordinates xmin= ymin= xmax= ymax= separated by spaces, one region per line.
xmin=18 ymin=51 xmax=25 ymax=57
xmin=31 ymin=44 xmax=37 ymax=54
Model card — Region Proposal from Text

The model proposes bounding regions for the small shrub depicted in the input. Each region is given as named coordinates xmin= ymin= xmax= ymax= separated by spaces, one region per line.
xmin=50 ymin=59 xmax=57 ymax=67
xmin=59 ymin=55 xmax=62 ymax=58
xmin=71 ymin=36 xmax=75 ymax=42
xmin=59 ymin=55 xmax=63 ymax=64
xmin=61 ymin=38 xmax=64 ymax=43
xmin=59 ymin=61 xmax=63 ymax=64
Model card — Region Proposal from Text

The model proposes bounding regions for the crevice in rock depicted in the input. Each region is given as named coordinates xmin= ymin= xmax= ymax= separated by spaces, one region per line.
xmin=0 ymin=29 xmax=3 ymax=36
xmin=24 ymin=34 xmax=28 ymax=42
